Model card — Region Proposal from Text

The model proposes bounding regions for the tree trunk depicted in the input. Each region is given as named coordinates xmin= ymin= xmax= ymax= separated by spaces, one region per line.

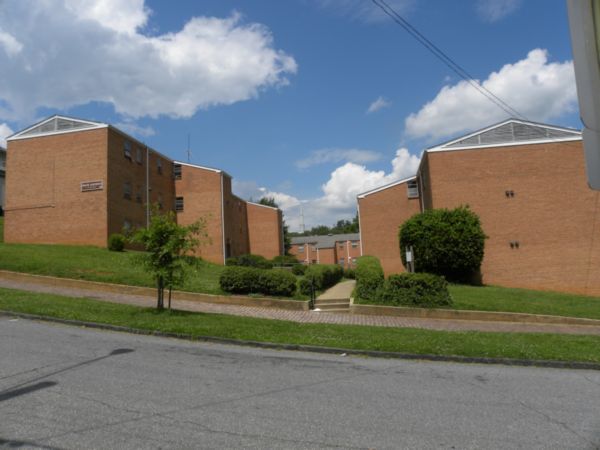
xmin=157 ymin=276 xmax=164 ymax=309
xmin=168 ymin=286 xmax=172 ymax=310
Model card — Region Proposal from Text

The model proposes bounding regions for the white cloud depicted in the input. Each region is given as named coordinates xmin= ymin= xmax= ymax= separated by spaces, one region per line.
xmin=0 ymin=1 xmax=297 ymax=122
xmin=405 ymin=49 xmax=577 ymax=142
xmin=315 ymin=0 xmax=414 ymax=23
xmin=476 ymin=0 xmax=521 ymax=22
xmin=0 ymin=29 xmax=23 ymax=57
xmin=236 ymin=148 xmax=420 ymax=231
xmin=0 ymin=123 xmax=14 ymax=147
xmin=295 ymin=148 xmax=382 ymax=169
xmin=115 ymin=121 xmax=156 ymax=138
xmin=366 ymin=96 xmax=391 ymax=114
xmin=64 ymin=0 xmax=149 ymax=34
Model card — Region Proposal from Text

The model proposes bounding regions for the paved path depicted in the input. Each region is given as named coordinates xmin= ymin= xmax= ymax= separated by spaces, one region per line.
xmin=2 ymin=319 xmax=599 ymax=449
xmin=1 ymin=277 xmax=600 ymax=335
xmin=317 ymin=279 xmax=355 ymax=300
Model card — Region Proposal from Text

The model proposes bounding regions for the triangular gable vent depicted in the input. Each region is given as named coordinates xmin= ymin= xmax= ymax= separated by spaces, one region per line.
xmin=9 ymin=116 xmax=107 ymax=141
xmin=435 ymin=120 xmax=581 ymax=151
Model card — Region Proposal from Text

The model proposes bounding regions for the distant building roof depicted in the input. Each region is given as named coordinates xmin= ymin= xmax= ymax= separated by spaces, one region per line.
xmin=291 ymin=233 xmax=360 ymax=249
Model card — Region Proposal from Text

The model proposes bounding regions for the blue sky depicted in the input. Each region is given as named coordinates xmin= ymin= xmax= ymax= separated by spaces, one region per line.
xmin=0 ymin=0 xmax=578 ymax=230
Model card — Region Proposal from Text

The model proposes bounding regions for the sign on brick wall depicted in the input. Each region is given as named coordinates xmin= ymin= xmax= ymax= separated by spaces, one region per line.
xmin=80 ymin=180 xmax=103 ymax=192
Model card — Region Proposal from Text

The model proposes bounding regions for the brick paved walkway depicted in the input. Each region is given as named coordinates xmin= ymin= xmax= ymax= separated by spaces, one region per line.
xmin=1 ymin=278 xmax=600 ymax=335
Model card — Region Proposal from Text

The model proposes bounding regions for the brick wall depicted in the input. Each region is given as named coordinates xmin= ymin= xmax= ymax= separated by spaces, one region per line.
xmin=247 ymin=202 xmax=283 ymax=259
xmin=426 ymin=140 xmax=600 ymax=295
xmin=5 ymin=128 xmax=109 ymax=246
xmin=174 ymin=164 xmax=225 ymax=264
xmin=223 ymin=176 xmax=250 ymax=258
xmin=358 ymin=181 xmax=421 ymax=276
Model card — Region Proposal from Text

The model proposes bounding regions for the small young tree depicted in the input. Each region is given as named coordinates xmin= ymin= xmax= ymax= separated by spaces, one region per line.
xmin=131 ymin=208 xmax=208 ymax=309
xmin=399 ymin=206 xmax=486 ymax=283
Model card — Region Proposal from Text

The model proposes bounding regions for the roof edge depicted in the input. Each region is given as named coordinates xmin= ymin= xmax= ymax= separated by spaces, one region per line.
xmin=357 ymin=175 xmax=417 ymax=199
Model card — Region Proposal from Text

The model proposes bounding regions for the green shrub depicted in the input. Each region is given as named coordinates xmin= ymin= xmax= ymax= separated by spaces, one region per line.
xmin=292 ymin=264 xmax=307 ymax=276
xmin=219 ymin=266 xmax=297 ymax=297
xmin=344 ymin=267 xmax=356 ymax=279
xmin=108 ymin=233 xmax=126 ymax=252
xmin=298 ymin=264 xmax=343 ymax=295
xmin=258 ymin=270 xmax=297 ymax=296
xmin=399 ymin=206 xmax=486 ymax=283
xmin=225 ymin=257 xmax=238 ymax=266
xmin=354 ymin=256 xmax=384 ymax=301
xmin=219 ymin=266 xmax=261 ymax=294
xmin=272 ymin=255 xmax=300 ymax=266
xmin=378 ymin=273 xmax=452 ymax=308
xmin=236 ymin=254 xmax=273 ymax=269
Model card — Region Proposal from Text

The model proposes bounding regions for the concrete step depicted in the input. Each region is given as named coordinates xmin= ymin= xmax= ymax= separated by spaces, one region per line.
xmin=313 ymin=308 xmax=350 ymax=314
xmin=314 ymin=302 xmax=350 ymax=310
xmin=314 ymin=298 xmax=349 ymax=305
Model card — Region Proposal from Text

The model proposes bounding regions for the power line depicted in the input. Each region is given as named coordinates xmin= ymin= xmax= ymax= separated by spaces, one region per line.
xmin=370 ymin=0 xmax=586 ymax=149
xmin=371 ymin=0 xmax=527 ymax=121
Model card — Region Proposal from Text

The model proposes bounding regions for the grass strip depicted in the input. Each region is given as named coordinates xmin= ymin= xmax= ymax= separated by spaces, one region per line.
xmin=2 ymin=287 xmax=600 ymax=363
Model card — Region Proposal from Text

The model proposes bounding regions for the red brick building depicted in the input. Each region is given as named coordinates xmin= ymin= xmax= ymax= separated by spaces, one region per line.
xmin=4 ymin=115 xmax=283 ymax=265
xmin=358 ymin=119 xmax=600 ymax=295
xmin=289 ymin=233 xmax=361 ymax=268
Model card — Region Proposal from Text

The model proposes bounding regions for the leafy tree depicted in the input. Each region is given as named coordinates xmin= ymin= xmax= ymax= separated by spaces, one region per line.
xmin=131 ymin=207 xmax=208 ymax=309
xmin=399 ymin=206 xmax=486 ymax=283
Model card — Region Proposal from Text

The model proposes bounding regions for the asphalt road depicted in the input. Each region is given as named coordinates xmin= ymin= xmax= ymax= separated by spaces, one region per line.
xmin=1 ymin=317 xmax=599 ymax=449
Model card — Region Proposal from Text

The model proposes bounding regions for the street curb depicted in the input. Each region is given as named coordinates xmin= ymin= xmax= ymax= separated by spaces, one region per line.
xmin=2 ymin=310 xmax=600 ymax=371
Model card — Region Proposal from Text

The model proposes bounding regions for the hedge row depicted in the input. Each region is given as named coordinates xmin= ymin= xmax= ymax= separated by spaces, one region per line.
xmin=354 ymin=256 xmax=452 ymax=308
xmin=219 ymin=266 xmax=297 ymax=297
xmin=225 ymin=254 xmax=273 ymax=269
xmin=298 ymin=264 xmax=343 ymax=295
xmin=355 ymin=256 xmax=384 ymax=301
xmin=377 ymin=273 xmax=452 ymax=308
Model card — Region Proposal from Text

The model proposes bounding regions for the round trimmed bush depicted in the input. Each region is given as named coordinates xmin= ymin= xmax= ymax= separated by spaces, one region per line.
xmin=298 ymin=264 xmax=343 ymax=295
xmin=219 ymin=266 xmax=261 ymax=294
xmin=258 ymin=269 xmax=297 ymax=296
xmin=399 ymin=206 xmax=486 ymax=283
xmin=108 ymin=233 xmax=126 ymax=252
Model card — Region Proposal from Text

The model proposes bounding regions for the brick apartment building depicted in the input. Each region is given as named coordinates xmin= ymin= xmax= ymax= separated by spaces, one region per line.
xmin=358 ymin=119 xmax=600 ymax=296
xmin=289 ymin=233 xmax=361 ymax=268
xmin=4 ymin=115 xmax=283 ymax=265
xmin=0 ymin=145 xmax=5 ymax=214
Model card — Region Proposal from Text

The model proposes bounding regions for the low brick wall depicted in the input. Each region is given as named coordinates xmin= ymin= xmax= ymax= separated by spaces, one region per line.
xmin=350 ymin=303 xmax=600 ymax=326
xmin=0 ymin=270 xmax=309 ymax=311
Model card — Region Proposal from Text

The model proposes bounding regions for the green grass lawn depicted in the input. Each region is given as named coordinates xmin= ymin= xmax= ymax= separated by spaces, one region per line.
xmin=1 ymin=287 xmax=600 ymax=363
xmin=0 ymin=217 xmax=3 ymax=243
xmin=449 ymin=284 xmax=600 ymax=320
xmin=0 ymin=242 xmax=225 ymax=295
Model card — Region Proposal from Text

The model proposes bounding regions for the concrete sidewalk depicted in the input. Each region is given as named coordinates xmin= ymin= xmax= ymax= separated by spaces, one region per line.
xmin=1 ymin=276 xmax=600 ymax=335
xmin=317 ymin=280 xmax=355 ymax=300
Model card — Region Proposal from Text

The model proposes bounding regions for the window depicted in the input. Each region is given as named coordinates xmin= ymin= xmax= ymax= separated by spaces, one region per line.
xmin=123 ymin=181 xmax=132 ymax=200
xmin=339 ymin=258 xmax=345 ymax=266
xmin=123 ymin=220 xmax=131 ymax=233
xmin=173 ymin=164 xmax=182 ymax=180
xmin=136 ymin=147 xmax=143 ymax=164
xmin=157 ymin=158 xmax=162 ymax=174
xmin=135 ymin=186 xmax=142 ymax=203
xmin=407 ymin=179 xmax=419 ymax=198
xmin=298 ymin=245 xmax=304 ymax=253
xmin=157 ymin=193 xmax=163 ymax=210
xmin=124 ymin=141 xmax=132 ymax=160
xmin=175 ymin=196 xmax=184 ymax=212
xmin=351 ymin=241 xmax=358 ymax=248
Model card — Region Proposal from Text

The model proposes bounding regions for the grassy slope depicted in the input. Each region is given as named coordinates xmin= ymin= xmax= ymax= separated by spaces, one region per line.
xmin=0 ymin=240 xmax=598 ymax=318
xmin=1 ymin=287 xmax=600 ymax=363
xmin=0 ymin=242 xmax=225 ymax=294
xmin=449 ymin=284 xmax=600 ymax=320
